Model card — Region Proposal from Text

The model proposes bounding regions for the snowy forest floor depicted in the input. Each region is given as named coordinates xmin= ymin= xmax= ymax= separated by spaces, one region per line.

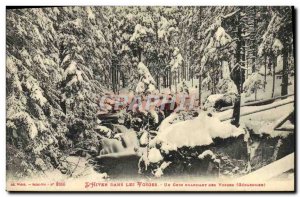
xmin=140 ymin=75 xmax=295 ymax=107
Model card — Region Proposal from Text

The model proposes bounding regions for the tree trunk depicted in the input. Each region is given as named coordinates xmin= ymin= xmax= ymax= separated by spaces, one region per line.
xmin=169 ymin=68 xmax=172 ymax=91
xmin=231 ymin=9 xmax=242 ymax=127
xmin=231 ymin=94 xmax=241 ymax=127
xmin=271 ymin=54 xmax=276 ymax=98
xmin=198 ymin=74 xmax=202 ymax=107
xmin=121 ymin=71 xmax=125 ymax=88
xmin=186 ymin=59 xmax=189 ymax=82
xmin=156 ymin=74 xmax=159 ymax=88
xmin=175 ymin=72 xmax=177 ymax=93
xmin=246 ymin=56 xmax=248 ymax=78
xmin=183 ymin=64 xmax=185 ymax=80
xmin=166 ymin=71 xmax=168 ymax=88
xmin=112 ymin=65 xmax=115 ymax=94
xmin=116 ymin=67 xmax=119 ymax=94
xmin=191 ymin=70 xmax=194 ymax=87
xmin=177 ymin=68 xmax=180 ymax=83
xmin=281 ymin=47 xmax=289 ymax=96
xmin=252 ymin=6 xmax=257 ymax=74
xmin=211 ymin=65 xmax=215 ymax=94
xmin=264 ymin=54 xmax=267 ymax=90
xmin=157 ymin=74 xmax=160 ymax=92
xmin=254 ymin=86 xmax=257 ymax=101
xmin=138 ymin=48 xmax=142 ymax=62
xmin=114 ymin=67 xmax=116 ymax=94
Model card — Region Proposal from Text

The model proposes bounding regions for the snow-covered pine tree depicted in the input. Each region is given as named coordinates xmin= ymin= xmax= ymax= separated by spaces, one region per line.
xmin=6 ymin=7 xmax=70 ymax=177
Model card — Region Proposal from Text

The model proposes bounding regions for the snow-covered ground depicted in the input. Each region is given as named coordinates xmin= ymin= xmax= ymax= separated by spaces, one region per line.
xmin=215 ymin=97 xmax=294 ymax=120
xmin=242 ymin=75 xmax=294 ymax=102
xmin=7 ymin=156 xmax=108 ymax=183
xmin=160 ymin=74 xmax=294 ymax=106
xmin=215 ymin=96 xmax=294 ymax=137
xmin=237 ymin=153 xmax=294 ymax=182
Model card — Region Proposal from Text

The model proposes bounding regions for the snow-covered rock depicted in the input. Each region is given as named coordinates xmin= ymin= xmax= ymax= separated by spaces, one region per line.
xmin=204 ymin=94 xmax=224 ymax=109
xmin=148 ymin=148 xmax=163 ymax=163
xmin=204 ymin=93 xmax=236 ymax=111
xmin=151 ymin=112 xmax=244 ymax=151
xmin=198 ymin=150 xmax=216 ymax=160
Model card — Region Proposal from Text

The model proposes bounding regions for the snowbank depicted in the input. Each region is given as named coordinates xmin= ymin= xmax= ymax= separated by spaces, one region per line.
xmin=257 ymin=108 xmax=294 ymax=137
xmin=216 ymin=97 xmax=294 ymax=121
xmin=151 ymin=112 xmax=244 ymax=151
xmin=158 ymin=112 xmax=179 ymax=131
xmin=216 ymin=97 xmax=294 ymax=137
xmin=237 ymin=153 xmax=294 ymax=182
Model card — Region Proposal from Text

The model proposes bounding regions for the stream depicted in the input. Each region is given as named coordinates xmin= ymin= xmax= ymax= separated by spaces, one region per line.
xmin=77 ymin=100 xmax=295 ymax=180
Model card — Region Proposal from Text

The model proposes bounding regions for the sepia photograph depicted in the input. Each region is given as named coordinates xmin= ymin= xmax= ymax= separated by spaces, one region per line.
xmin=5 ymin=5 xmax=295 ymax=192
